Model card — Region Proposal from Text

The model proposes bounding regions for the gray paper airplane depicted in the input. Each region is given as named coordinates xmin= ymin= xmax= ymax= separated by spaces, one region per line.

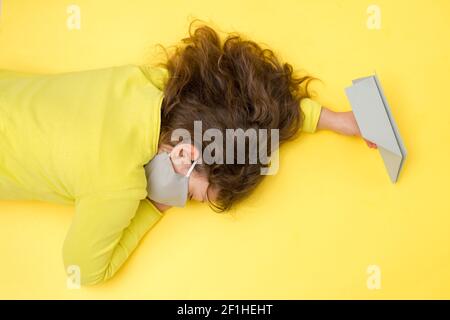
xmin=345 ymin=73 xmax=407 ymax=183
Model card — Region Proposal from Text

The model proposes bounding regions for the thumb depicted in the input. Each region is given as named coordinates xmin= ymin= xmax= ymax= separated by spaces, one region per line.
xmin=364 ymin=138 xmax=378 ymax=149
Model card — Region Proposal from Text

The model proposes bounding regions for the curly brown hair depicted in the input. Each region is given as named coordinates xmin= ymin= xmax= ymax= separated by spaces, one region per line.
xmin=146 ymin=19 xmax=318 ymax=212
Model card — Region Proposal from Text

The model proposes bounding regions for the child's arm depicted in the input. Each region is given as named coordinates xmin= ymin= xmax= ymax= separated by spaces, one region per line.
xmin=63 ymin=193 xmax=164 ymax=286
xmin=317 ymin=107 xmax=377 ymax=149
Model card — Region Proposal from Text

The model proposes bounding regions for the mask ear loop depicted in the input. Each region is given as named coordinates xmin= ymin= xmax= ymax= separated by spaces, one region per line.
xmin=185 ymin=158 xmax=199 ymax=177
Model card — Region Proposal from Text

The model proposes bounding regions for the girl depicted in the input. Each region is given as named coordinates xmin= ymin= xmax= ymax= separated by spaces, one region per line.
xmin=0 ymin=21 xmax=376 ymax=286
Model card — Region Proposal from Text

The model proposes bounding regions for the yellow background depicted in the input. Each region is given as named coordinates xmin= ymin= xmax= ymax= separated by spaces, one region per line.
xmin=1 ymin=0 xmax=449 ymax=299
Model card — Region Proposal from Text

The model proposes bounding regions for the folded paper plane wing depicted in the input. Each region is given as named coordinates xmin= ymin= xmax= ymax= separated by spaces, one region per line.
xmin=345 ymin=73 xmax=407 ymax=183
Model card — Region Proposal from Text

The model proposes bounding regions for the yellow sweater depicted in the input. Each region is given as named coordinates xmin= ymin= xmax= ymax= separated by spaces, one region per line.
xmin=0 ymin=64 xmax=322 ymax=286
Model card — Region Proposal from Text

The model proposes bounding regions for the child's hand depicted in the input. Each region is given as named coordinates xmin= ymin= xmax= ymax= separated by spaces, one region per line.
xmin=317 ymin=108 xmax=377 ymax=149
xmin=337 ymin=111 xmax=377 ymax=149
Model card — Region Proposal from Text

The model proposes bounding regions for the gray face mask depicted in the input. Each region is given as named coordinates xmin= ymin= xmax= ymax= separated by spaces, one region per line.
xmin=144 ymin=152 xmax=198 ymax=207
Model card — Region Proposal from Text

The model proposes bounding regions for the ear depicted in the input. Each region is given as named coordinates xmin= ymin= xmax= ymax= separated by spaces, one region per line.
xmin=169 ymin=143 xmax=200 ymax=170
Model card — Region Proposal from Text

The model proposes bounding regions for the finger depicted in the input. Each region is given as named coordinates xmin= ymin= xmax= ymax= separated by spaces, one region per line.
xmin=364 ymin=139 xmax=377 ymax=149
xmin=368 ymin=142 xmax=377 ymax=149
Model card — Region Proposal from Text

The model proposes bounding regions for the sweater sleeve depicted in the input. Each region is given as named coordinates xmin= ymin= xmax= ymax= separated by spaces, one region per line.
xmin=300 ymin=98 xmax=323 ymax=133
xmin=62 ymin=191 xmax=163 ymax=286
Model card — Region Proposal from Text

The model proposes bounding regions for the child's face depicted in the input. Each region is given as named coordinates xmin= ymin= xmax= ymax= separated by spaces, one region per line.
xmin=160 ymin=143 xmax=219 ymax=205
xmin=187 ymin=170 xmax=213 ymax=203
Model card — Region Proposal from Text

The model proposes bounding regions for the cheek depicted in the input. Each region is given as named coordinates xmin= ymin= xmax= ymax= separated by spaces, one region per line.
xmin=189 ymin=176 xmax=210 ymax=202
